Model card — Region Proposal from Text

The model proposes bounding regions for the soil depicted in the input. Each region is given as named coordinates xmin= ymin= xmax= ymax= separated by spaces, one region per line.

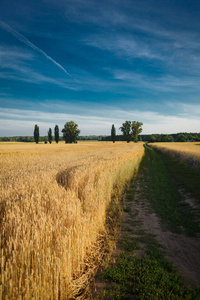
xmin=93 ymin=181 xmax=200 ymax=297
xmin=126 ymin=181 xmax=200 ymax=287
xmin=93 ymin=160 xmax=200 ymax=297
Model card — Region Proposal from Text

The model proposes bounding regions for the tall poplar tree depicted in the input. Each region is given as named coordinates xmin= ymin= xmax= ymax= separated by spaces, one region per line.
xmin=34 ymin=124 xmax=39 ymax=144
xmin=48 ymin=128 xmax=52 ymax=144
xmin=111 ymin=124 xmax=116 ymax=143
xmin=54 ymin=125 xmax=59 ymax=143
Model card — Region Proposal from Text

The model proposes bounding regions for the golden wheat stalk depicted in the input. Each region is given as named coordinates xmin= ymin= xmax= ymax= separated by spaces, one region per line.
xmin=0 ymin=141 xmax=144 ymax=299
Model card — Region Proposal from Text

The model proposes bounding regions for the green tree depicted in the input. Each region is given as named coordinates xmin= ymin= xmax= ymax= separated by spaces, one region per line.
xmin=162 ymin=135 xmax=169 ymax=142
xmin=120 ymin=121 xmax=132 ymax=143
xmin=187 ymin=134 xmax=194 ymax=141
xmin=177 ymin=134 xmax=187 ymax=142
xmin=62 ymin=121 xmax=80 ymax=143
xmin=168 ymin=135 xmax=174 ymax=142
xmin=131 ymin=121 xmax=143 ymax=142
xmin=34 ymin=124 xmax=39 ymax=144
xmin=48 ymin=128 xmax=52 ymax=144
xmin=111 ymin=124 xmax=116 ymax=143
xmin=54 ymin=125 xmax=59 ymax=143
xmin=120 ymin=121 xmax=143 ymax=143
xmin=148 ymin=135 xmax=156 ymax=143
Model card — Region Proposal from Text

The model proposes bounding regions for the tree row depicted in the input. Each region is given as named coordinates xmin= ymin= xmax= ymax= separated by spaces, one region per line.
xmin=33 ymin=121 xmax=143 ymax=144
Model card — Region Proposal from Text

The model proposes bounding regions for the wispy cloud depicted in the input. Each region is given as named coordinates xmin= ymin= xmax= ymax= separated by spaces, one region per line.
xmin=83 ymin=34 xmax=162 ymax=61
xmin=0 ymin=103 xmax=199 ymax=136
xmin=83 ymin=31 xmax=200 ymax=76
xmin=0 ymin=46 xmax=35 ymax=63
xmin=167 ymin=102 xmax=200 ymax=119
xmin=0 ymin=68 xmax=77 ymax=90
xmin=0 ymin=20 xmax=77 ymax=81
xmin=0 ymin=46 xmax=78 ymax=89
xmin=80 ymin=7 xmax=200 ymax=78
xmin=110 ymin=69 xmax=200 ymax=93
xmin=1 ymin=1 xmax=200 ymax=136
xmin=37 ymin=1 xmax=200 ymax=80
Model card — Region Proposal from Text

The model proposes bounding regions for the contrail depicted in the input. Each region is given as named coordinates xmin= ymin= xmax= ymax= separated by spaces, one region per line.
xmin=0 ymin=20 xmax=77 ymax=81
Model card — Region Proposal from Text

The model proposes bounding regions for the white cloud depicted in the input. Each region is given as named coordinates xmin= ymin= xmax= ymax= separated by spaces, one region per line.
xmin=0 ymin=45 xmax=35 ymax=65
xmin=0 ymin=46 xmax=78 ymax=89
xmin=0 ymin=104 xmax=199 ymax=136
xmin=0 ymin=69 xmax=77 ymax=90
xmin=167 ymin=102 xmax=200 ymax=118
xmin=0 ymin=20 xmax=76 ymax=80
xmin=110 ymin=68 xmax=200 ymax=93
xmin=83 ymin=34 xmax=162 ymax=61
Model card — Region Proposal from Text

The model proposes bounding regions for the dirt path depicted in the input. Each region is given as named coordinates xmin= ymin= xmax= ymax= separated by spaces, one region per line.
xmin=123 ymin=179 xmax=200 ymax=287
xmin=93 ymin=148 xmax=200 ymax=298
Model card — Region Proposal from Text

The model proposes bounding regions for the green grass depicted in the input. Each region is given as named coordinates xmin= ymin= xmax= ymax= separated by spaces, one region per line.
xmin=156 ymin=147 xmax=200 ymax=201
xmin=98 ymin=233 xmax=200 ymax=300
xmin=96 ymin=199 xmax=200 ymax=299
xmin=120 ymin=235 xmax=140 ymax=252
xmin=93 ymin=145 xmax=200 ymax=299
xmin=140 ymin=145 xmax=200 ymax=236
xmin=123 ymin=206 xmax=132 ymax=213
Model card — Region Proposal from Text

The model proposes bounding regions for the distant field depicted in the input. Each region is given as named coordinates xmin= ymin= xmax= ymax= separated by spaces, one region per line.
xmin=150 ymin=142 xmax=200 ymax=168
xmin=0 ymin=141 xmax=144 ymax=299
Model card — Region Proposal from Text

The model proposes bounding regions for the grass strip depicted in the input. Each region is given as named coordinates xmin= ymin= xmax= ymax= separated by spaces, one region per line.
xmin=98 ymin=231 xmax=200 ymax=300
xmin=140 ymin=145 xmax=200 ymax=235
xmin=154 ymin=146 xmax=200 ymax=201
xmin=93 ymin=146 xmax=200 ymax=299
xmin=100 ymin=254 xmax=200 ymax=299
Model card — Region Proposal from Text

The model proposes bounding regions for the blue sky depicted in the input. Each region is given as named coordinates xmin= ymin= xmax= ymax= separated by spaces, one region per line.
xmin=0 ymin=0 xmax=200 ymax=136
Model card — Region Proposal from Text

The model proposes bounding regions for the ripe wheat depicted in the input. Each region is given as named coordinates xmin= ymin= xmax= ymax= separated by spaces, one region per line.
xmin=0 ymin=141 xmax=144 ymax=299
xmin=151 ymin=142 xmax=200 ymax=168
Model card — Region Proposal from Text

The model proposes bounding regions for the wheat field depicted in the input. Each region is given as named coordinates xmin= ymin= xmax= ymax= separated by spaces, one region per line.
xmin=150 ymin=142 xmax=200 ymax=168
xmin=0 ymin=141 xmax=144 ymax=299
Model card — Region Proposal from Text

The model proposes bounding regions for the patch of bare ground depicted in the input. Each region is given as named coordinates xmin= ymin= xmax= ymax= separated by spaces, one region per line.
xmin=92 ymin=181 xmax=200 ymax=298
xmin=93 ymin=148 xmax=200 ymax=298
xmin=131 ymin=181 xmax=200 ymax=287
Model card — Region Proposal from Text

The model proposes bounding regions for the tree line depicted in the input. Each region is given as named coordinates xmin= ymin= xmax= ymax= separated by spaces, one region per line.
xmin=1 ymin=121 xmax=199 ymax=143
xmin=111 ymin=121 xmax=143 ymax=143
xmin=33 ymin=124 xmax=60 ymax=144
xmin=143 ymin=133 xmax=200 ymax=143
xmin=102 ymin=132 xmax=200 ymax=142
xmin=32 ymin=121 xmax=143 ymax=144
xmin=33 ymin=121 xmax=80 ymax=144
